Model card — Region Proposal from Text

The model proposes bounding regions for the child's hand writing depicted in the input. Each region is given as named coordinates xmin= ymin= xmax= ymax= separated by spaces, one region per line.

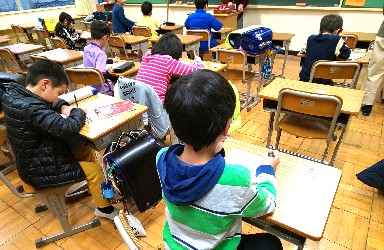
xmin=262 ymin=150 xmax=280 ymax=170
xmin=61 ymin=105 xmax=77 ymax=117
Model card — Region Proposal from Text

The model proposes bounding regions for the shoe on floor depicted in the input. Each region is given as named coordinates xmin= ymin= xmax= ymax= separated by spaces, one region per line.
xmin=361 ymin=105 xmax=373 ymax=116
xmin=94 ymin=207 xmax=119 ymax=220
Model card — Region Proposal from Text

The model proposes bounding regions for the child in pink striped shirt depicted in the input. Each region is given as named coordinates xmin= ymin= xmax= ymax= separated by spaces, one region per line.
xmin=136 ymin=33 xmax=204 ymax=103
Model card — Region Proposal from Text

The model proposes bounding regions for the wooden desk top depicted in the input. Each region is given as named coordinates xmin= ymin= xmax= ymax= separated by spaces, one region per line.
xmin=341 ymin=31 xmax=376 ymax=43
xmin=77 ymin=94 xmax=148 ymax=140
xmin=272 ymin=32 xmax=295 ymax=42
xmin=224 ymin=138 xmax=342 ymax=240
xmin=3 ymin=43 xmax=44 ymax=55
xmin=160 ymin=25 xmax=184 ymax=31
xmin=120 ymin=35 xmax=149 ymax=45
xmin=32 ymin=48 xmax=83 ymax=64
xmin=110 ymin=61 xmax=141 ymax=77
xmin=259 ymin=78 xmax=364 ymax=115
xmin=212 ymin=27 xmax=234 ymax=34
xmin=296 ymin=51 xmax=371 ymax=64
xmin=180 ymin=58 xmax=226 ymax=72
xmin=150 ymin=34 xmax=203 ymax=45
xmin=0 ymin=35 xmax=10 ymax=44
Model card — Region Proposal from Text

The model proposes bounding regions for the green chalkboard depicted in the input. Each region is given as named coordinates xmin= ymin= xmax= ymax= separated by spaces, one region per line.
xmin=343 ymin=0 xmax=383 ymax=8
xmin=251 ymin=0 xmax=340 ymax=7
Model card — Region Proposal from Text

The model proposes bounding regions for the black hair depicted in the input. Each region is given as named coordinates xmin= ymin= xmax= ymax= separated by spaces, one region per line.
xmin=141 ymin=1 xmax=153 ymax=15
xmin=164 ymin=69 xmax=236 ymax=151
xmin=27 ymin=60 xmax=69 ymax=88
xmin=55 ymin=12 xmax=74 ymax=35
xmin=150 ymin=33 xmax=182 ymax=60
xmin=90 ymin=20 xmax=111 ymax=39
xmin=319 ymin=14 xmax=343 ymax=34
xmin=195 ymin=0 xmax=208 ymax=9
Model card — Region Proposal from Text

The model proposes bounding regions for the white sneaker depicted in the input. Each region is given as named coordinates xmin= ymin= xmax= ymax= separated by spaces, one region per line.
xmin=94 ymin=207 xmax=119 ymax=220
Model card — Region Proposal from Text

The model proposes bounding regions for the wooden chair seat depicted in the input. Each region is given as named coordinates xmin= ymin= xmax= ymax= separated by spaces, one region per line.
xmin=279 ymin=115 xmax=331 ymax=139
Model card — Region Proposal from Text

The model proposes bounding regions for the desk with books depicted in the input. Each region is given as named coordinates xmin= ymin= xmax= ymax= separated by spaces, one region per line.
xmin=74 ymin=94 xmax=148 ymax=151
xmin=224 ymin=138 xmax=342 ymax=249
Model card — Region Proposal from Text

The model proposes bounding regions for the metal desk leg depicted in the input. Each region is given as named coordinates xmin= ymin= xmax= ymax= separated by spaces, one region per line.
xmin=280 ymin=39 xmax=291 ymax=79
xmin=329 ymin=124 xmax=347 ymax=166
xmin=266 ymin=112 xmax=275 ymax=148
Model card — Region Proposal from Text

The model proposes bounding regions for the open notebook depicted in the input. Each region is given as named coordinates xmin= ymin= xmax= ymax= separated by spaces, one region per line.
xmin=348 ymin=52 xmax=366 ymax=61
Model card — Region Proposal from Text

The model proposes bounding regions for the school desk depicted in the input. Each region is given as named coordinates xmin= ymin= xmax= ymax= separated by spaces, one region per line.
xmin=74 ymin=61 xmax=141 ymax=78
xmin=340 ymin=31 xmax=376 ymax=50
xmin=75 ymin=94 xmax=148 ymax=151
xmin=120 ymin=34 xmax=149 ymax=57
xmin=259 ymin=78 xmax=364 ymax=151
xmin=179 ymin=58 xmax=227 ymax=72
xmin=17 ymin=23 xmax=36 ymax=43
xmin=212 ymin=12 xmax=239 ymax=30
xmin=211 ymin=27 xmax=234 ymax=44
xmin=0 ymin=36 xmax=10 ymax=47
xmin=149 ymin=34 xmax=203 ymax=58
xmin=223 ymin=137 xmax=342 ymax=249
xmin=32 ymin=48 xmax=83 ymax=68
xmin=159 ymin=25 xmax=184 ymax=34
xmin=271 ymin=32 xmax=295 ymax=81
xmin=3 ymin=43 xmax=44 ymax=62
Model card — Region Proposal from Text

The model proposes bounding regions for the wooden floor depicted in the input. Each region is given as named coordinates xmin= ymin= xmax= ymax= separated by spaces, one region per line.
xmin=1 ymin=54 xmax=384 ymax=249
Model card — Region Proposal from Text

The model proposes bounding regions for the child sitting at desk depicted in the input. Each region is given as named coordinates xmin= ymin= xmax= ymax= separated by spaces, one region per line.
xmin=83 ymin=20 xmax=120 ymax=93
xmin=299 ymin=14 xmax=351 ymax=85
xmin=2 ymin=60 xmax=118 ymax=220
xmin=184 ymin=0 xmax=223 ymax=52
xmin=157 ymin=69 xmax=282 ymax=249
xmin=136 ymin=33 xmax=204 ymax=103
xmin=55 ymin=12 xmax=84 ymax=50
xmin=136 ymin=1 xmax=160 ymax=38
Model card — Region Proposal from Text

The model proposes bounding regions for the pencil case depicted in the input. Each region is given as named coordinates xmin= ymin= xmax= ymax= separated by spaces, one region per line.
xmin=113 ymin=62 xmax=135 ymax=73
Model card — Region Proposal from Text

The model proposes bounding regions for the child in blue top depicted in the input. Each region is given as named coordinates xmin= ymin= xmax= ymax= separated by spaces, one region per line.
xmin=83 ymin=20 xmax=120 ymax=93
xmin=185 ymin=0 xmax=223 ymax=52
xmin=299 ymin=14 xmax=351 ymax=85
xmin=112 ymin=0 xmax=135 ymax=34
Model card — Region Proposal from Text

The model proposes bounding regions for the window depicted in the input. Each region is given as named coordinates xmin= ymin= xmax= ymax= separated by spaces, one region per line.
xmin=0 ymin=0 xmax=75 ymax=13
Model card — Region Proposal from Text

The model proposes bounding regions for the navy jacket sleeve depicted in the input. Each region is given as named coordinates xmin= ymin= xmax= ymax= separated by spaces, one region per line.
xmin=116 ymin=5 xmax=135 ymax=31
xmin=338 ymin=42 xmax=351 ymax=60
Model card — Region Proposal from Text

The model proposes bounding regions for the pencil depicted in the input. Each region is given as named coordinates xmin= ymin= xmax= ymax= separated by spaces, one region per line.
xmin=74 ymin=94 xmax=78 ymax=107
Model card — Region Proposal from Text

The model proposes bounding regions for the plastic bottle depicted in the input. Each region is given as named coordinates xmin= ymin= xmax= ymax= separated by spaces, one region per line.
xmin=59 ymin=86 xmax=98 ymax=105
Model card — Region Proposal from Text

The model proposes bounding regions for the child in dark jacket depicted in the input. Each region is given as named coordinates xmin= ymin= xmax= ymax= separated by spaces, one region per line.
xmin=299 ymin=14 xmax=351 ymax=85
xmin=55 ymin=12 xmax=84 ymax=50
xmin=2 ymin=60 xmax=118 ymax=220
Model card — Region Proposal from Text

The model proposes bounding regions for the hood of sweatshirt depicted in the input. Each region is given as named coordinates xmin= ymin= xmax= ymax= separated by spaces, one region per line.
xmin=157 ymin=144 xmax=225 ymax=206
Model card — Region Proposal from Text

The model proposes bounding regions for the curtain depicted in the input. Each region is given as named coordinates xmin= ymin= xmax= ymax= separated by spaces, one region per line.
xmin=75 ymin=0 xmax=91 ymax=16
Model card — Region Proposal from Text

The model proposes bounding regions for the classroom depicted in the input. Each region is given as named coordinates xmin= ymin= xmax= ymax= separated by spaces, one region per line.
xmin=0 ymin=0 xmax=383 ymax=249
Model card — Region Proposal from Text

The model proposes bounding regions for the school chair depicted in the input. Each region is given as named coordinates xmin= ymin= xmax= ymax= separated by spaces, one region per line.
xmin=65 ymin=67 xmax=108 ymax=94
xmin=108 ymin=35 xmax=132 ymax=60
xmin=0 ymin=48 xmax=28 ymax=75
xmin=35 ymin=28 xmax=55 ymax=50
xmin=132 ymin=26 xmax=152 ymax=37
xmin=272 ymin=89 xmax=343 ymax=165
xmin=0 ymin=168 xmax=100 ymax=248
xmin=30 ymin=54 xmax=48 ymax=63
xmin=186 ymin=29 xmax=210 ymax=60
xmin=340 ymin=34 xmax=358 ymax=50
xmin=309 ymin=61 xmax=360 ymax=88
xmin=216 ymin=48 xmax=258 ymax=111
xmin=51 ymin=37 xmax=67 ymax=49
xmin=11 ymin=24 xmax=30 ymax=44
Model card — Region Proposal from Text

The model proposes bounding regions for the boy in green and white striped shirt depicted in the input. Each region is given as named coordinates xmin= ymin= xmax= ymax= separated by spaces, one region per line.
xmin=156 ymin=69 xmax=283 ymax=249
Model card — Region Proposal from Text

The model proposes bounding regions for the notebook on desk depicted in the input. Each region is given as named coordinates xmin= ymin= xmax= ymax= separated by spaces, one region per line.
xmin=94 ymin=99 xmax=136 ymax=119
xmin=348 ymin=52 xmax=366 ymax=61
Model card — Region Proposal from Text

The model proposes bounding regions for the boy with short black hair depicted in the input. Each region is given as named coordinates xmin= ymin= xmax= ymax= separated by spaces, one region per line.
xmin=299 ymin=14 xmax=351 ymax=85
xmin=184 ymin=0 xmax=223 ymax=52
xmin=156 ymin=69 xmax=282 ymax=249
xmin=137 ymin=1 xmax=160 ymax=38
xmin=2 ymin=60 xmax=118 ymax=220
xmin=83 ymin=20 xmax=120 ymax=88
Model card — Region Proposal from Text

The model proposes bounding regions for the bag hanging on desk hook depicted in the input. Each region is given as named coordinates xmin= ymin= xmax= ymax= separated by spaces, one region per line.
xmin=262 ymin=49 xmax=273 ymax=79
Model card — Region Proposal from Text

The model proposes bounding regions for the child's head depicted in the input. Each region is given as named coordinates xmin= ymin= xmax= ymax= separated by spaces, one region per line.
xmin=90 ymin=20 xmax=111 ymax=46
xmin=58 ymin=12 xmax=74 ymax=28
xmin=319 ymin=14 xmax=343 ymax=34
xmin=164 ymin=69 xmax=236 ymax=152
xmin=116 ymin=0 xmax=126 ymax=5
xmin=141 ymin=1 xmax=153 ymax=16
xmin=195 ymin=0 xmax=208 ymax=10
xmin=26 ymin=60 xmax=69 ymax=103
xmin=151 ymin=33 xmax=182 ymax=60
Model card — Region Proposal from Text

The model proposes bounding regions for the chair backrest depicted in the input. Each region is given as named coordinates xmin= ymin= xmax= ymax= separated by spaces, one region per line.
xmin=114 ymin=78 xmax=170 ymax=139
xmin=51 ymin=37 xmax=67 ymax=49
xmin=132 ymin=26 xmax=152 ymax=37
xmin=340 ymin=34 xmax=358 ymax=50
xmin=0 ymin=48 xmax=25 ymax=74
xmin=309 ymin=61 xmax=360 ymax=88
xmin=30 ymin=54 xmax=48 ymax=63
xmin=275 ymin=88 xmax=343 ymax=142
xmin=108 ymin=35 xmax=129 ymax=59
xmin=186 ymin=29 xmax=210 ymax=51
xmin=35 ymin=29 xmax=54 ymax=50
xmin=65 ymin=67 xmax=107 ymax=93
xmin=216 ymin=48 xmax=247 ymax=81
xmin=11 ymin=24 xmax=29 ymax=43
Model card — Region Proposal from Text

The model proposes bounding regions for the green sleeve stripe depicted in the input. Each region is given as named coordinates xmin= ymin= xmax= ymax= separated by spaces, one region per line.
xmin=164 ymin=198 xmax=236 ymax=235
xmin=241 ymin=181 xmax=276 ymax=217
xmin=163 ymin=222 xmax=189 ymax=250
xmin=217 ymin=164 xmax=250 ymax=187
